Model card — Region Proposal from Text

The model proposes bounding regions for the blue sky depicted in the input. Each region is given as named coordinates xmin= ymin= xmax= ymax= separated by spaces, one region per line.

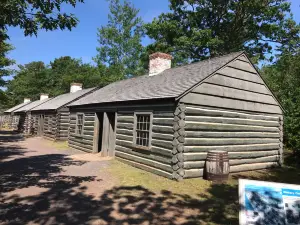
xmin=6 ymin=0 xmax=300 ymax=79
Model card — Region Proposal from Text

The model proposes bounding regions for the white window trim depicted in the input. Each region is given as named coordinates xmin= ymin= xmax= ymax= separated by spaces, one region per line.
xmin=133 ymin=112 xmax=153 ymax=150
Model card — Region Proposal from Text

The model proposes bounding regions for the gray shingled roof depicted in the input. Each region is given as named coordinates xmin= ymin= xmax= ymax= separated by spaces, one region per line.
xmin=69 ymin=52 xmax=243 ymax=107
xmin=14 ymin=98 xmax=52 ymax=113
xmin=32 ymin=87 xmax=97 ymax=111
xmin=5 ymin=101 xmax=32 ymax=113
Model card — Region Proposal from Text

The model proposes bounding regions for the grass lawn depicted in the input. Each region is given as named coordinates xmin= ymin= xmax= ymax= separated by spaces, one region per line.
xmin=107 ymin=150 xmax=300 ymax=225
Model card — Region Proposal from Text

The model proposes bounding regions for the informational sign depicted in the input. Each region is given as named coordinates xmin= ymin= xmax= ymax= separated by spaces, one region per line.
xmin=239 ymin=179 xmax=300 ymax=225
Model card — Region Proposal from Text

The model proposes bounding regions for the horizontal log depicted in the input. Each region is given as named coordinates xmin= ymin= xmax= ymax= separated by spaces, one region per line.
xmin=184 ymin=153 xmax=207 ymax=161
xmin=152 ymin=133 xmax=174 ymax=141
xmin=151 ymin=146 xmax=172 ymax=158
xmin=84 ymin=122 xmax=94 ymax=126
xmin=116 ymin=157 xmax=173 ymax=180
xmin=69 ymin=138 xmax=93 ymax=147
xmin=84 ymin=116 xmax=95 ymax=122
xmin=185 ymin=131 xmax=280 ymax=138
xmin=69 ymin=140 xmax=93 ymax=150
xmin=153 ymin=118 xmax=174 ymax=126
xmin=230 ymin=155 xmax=279 ymax=166
xmin=117 ymin=123 xmax=134 ymax=130
xmin=183 ymin=150 xmax=279 ymax=162
xmin=83 ymin=131 xmax=94 ymax=136
xmin=116 ymin=128 xmax=133 ymax=136
xmin=69 ymin=134 xmax=93 ymax=140
xmin=185 ymin=138 xmax=279 ymax=146
xmin=152 ymin=125 xmax=174 ymax=134
xmin=84 ymin=126 xmax=94 ymax=131
xmin=116 ymin=134 xmax=133 ymax=141
xmin=181 ymin=93 xmax=282 ymax=114
xmin=184 ymin=143 xmax=279 ymax=153
xmin=229 ymin=150 xmax=279 ymax=159
xmin=151 ymin=139 xmax=173 ymax=150
xmin=116 ymin=140 xmax=133 ymax=149
xmin=116 ymin=151 xmax=172 ymax=173
xmin=185 ymin=106 xmax=279 ymax=121
xmin=153 ymin=113 xmax=174 ymax=118
xmin=59 ymin=119 xmax=70 ymax=123
xmin=184 ymin=169 xmax=204 ymax=178
xmin=117 ymin=116 xmax=134 ymax=123
xmin=183 ymin=161 xmax=205 ymax=169
xmin=230 ymin=162 xmax=278 ymax=173
xmin=185 ymin=116 xmax=279 ymax=127
xmin=69 ymin=144 xmax=93 ymax=153
xmin=185 ymin=122 xmax=279 ymax=133
xmin=115 ymin=145 xmax=170 ymax=164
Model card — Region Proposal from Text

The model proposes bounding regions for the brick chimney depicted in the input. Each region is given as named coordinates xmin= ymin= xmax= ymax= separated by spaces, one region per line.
xmin=70 ymin=83 xmax=83 ymax=93
xmin=149 ymin=52 xmax=172 ymax=76
xmin=40 ymin=93 xmax=49 ymax=101
xmin=24 ymin=98 xmax=31 ymax=103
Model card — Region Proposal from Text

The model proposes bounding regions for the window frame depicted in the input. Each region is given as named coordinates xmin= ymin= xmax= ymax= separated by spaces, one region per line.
xmin=133 ymin=112 xmax=153 ymax=150
xmin=76 ymin=113 xmax=85 ymax=136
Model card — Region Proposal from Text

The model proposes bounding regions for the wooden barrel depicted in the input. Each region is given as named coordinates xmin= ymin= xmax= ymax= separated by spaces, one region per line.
xmin=205 ymin=151 xmax=229 ymax=182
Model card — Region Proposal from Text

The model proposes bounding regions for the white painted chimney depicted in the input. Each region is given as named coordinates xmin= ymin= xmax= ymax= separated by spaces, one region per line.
xmin=24 ymin=98 xmax=31 ymax=103
xmin=70 ymin=83 xmax=83 ymax=93
xmin=40 ymin=93 xmax=49 ymax=101
xmin=149 ymin=52 xmax=172 ymax=76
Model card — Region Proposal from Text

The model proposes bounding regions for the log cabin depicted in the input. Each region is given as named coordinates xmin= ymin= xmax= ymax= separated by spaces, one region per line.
xmin=30 ymin=84 xmax=98 ymax=141
xmin=59 ymin=52 xmax=284 ymax=179
xmin=13 ymin=94 xmax=52 ymax=134
xmin=3 ymin=98 xmax=32 ymax=130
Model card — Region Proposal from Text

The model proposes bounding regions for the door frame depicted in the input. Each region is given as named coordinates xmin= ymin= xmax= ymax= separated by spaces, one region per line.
xmin=93 ymin=111 xmax=117 ymax=157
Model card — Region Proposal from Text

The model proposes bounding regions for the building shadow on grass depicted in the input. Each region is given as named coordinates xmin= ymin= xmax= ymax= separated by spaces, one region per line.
xmin=1 ymin=144 xmax=299 ymax=224
xmin=0 ymin=147 xmax=241 ymax=225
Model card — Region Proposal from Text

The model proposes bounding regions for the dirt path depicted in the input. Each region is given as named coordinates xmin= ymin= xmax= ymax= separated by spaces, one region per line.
xmin=0 ymin=131 xmax=116 ymax=225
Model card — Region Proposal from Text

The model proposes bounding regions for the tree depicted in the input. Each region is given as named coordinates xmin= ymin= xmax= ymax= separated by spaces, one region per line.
xmin=0 ymin=0 xmax=84 ymax=103
xmin=5 ymin=62 xmax=52 ymax=107
xmin=145 ymin=0 xmax=300 ymax=65
xmin=262 ymin=51 xmax=300 ymax=157
xmin=5 ymin=56 xmax=103 ymax=107
xmin=0 ymin=0 xmax=84 ymax=36
xmin=50 ymin=56 xmax=103 ymax=95
xmin=94 ymin=0 xmax=145 ymax=80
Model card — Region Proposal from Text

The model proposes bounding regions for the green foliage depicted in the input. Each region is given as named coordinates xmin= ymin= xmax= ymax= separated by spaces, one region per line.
xmin=94 ymin=0 xmax=145 ymax=80
xmin=0 ymin=0 xmax=84 ymax=36
xmin=0 ymin=30 xmax=15 ymax=105
xmin=5 ymin=57 xmax=104 ymax=108
xmin=262 ymin=51 xmax=300 ymax=155
xmin=145 ymin=0 xmax=300 ymax=65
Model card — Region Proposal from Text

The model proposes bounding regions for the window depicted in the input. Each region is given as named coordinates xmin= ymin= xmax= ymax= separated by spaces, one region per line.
xmin=134 ymin=113 xmax=152 ymax=148
xmin=76 ymin=114 xmax=84 ymax=135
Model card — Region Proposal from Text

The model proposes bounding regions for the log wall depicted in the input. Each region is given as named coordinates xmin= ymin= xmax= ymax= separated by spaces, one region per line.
xmin=11 ymin=115 xmax=20 ymax=130
xmin=43 ymin=112 xmax=57 ymax=140
xmin=68 ymin=112 xmax=95 ymax=152
xmin=179 ymin=55 xmax=283 ymax=178
xmin=115 ymin=105 xmax=175 ymax=179
xmin=57 ymin=110 xmax=70 ymax=140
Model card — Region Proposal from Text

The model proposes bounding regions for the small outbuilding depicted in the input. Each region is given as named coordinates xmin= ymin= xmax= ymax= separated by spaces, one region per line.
xmin=13 ymin=94 xmax=52 ymax=133
xmin=70 ymin=52 xmax=283 ymax=180
xmin=3 ymin=98 xmax=32 ymax=130
xmin=30 ymin=83 xmax=98 ymax=141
